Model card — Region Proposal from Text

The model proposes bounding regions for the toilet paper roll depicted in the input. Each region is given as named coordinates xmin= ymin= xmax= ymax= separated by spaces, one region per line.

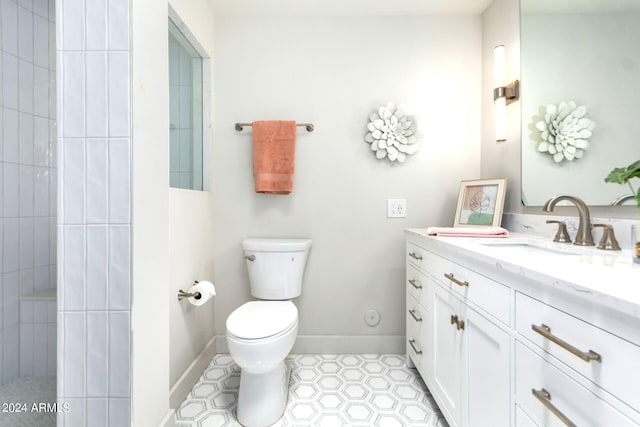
xmin=187 ymin=280 xmax=216 ymax=306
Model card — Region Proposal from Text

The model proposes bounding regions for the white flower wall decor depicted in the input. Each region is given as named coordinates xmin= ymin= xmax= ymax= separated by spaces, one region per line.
xmin=364 ymin=103 xmax=419 ymax=163
xmin=534 ymin=101 xmax=595 ymax=163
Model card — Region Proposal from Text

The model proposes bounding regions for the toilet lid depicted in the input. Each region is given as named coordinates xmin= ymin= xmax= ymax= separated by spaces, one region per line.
xmin=226 ymin=301 xmax=298 ymax=340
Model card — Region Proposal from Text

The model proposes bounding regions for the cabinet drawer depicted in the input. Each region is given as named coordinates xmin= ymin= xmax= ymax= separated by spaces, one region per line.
xmin=406 ymin=294 xmax=427 ymax=362
xmin=433 ymin=256 xmax=510 ymax=326
xmin=406 ymin=263 xmax=428 ymax=307
xmin=407 ymin=243 xmax=510 ymax=326
xmin=407 ymin=242 xmax=428 ymax=270
xmin=516 ymin=292 xmax=640 ymax=410
xmin=515 ymin=342 xmax=636 ymax=427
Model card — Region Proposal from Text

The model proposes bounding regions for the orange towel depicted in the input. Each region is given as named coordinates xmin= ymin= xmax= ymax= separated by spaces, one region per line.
xmin=252 ymin=120 xmax=297 ymax=194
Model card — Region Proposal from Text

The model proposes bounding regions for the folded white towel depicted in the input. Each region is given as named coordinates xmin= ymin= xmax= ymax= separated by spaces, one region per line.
xmin=426 ymin=226 xmax=509 ymax=238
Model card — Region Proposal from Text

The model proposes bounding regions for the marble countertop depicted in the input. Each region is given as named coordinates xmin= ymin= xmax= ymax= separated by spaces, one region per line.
xmin=405 ymin=229 xmax=640 ymax=318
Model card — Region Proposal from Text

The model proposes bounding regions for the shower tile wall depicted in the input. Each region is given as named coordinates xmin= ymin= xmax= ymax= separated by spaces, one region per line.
xmin=57 ymin=0 xmax=132 ymax=425
xmin=168 ymin=31 xmax=194 ymax=189
xmin=1 ymin=0 xmax=57 ymax=386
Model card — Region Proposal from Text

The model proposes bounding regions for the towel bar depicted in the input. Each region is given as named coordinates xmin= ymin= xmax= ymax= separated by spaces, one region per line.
xmin=235 ymin=122 xmax=314 ymax=132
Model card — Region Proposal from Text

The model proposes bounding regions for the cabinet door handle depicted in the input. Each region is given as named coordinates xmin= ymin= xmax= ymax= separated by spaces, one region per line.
xmin=531 ymin=324 xmax=602 ymax=363
xmin=444 ymin=273 xmax=469 ymax=287
xmin=450 ymin=314 xmax=458 ymax=326
xmin=408 ymin=309 xmax=423 ymax=322
xmin=532 ymin=388 xmax=577 ymax=427
xmin=408 ymin=279 xmax=423 ymax=290
xmin=409 ymin=252 xmax=423 ymax=261
xmin=408 ymin=339 xmax=422 ymax=355
xmin=450 ymin=314 xmax=465 ymax=330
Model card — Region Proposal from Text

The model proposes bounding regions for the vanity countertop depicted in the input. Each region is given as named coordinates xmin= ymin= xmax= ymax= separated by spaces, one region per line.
xmin=405 ymin=229 xmax=640 ymax=318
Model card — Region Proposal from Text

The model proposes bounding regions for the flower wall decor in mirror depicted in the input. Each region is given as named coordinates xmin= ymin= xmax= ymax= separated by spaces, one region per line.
xmin=534 ymin=101 xmax=595 ymax=163
xmin=364 ymin=103 xmax=419 ymax=163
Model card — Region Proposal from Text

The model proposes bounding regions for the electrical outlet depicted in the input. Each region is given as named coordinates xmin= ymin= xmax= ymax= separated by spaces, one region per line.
xmin=387 ymin=199 xmax=407 ymax=218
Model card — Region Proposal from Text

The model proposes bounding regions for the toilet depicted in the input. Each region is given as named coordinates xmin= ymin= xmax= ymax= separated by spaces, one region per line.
xmin=226 ymin=238 xmax=312 ymax=427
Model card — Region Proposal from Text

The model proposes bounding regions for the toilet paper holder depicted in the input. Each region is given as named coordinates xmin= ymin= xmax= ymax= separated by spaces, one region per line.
xmin=177 ymin=281 xmax=202 ymax=301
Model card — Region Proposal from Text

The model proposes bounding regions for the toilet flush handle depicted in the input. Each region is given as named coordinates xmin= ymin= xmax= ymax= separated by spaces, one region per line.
xmin=244 ymin=254 xmax=256 ymax=261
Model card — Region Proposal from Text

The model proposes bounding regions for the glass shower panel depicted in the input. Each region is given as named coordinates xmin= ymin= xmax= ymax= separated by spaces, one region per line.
xmin=0 ymin=0 xmax=57 ymax=422
xmin=168 ymin=18 xmax=204 ymax=191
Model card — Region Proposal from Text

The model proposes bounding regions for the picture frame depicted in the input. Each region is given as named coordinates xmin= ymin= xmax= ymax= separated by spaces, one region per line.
xmin=453 ymin=178 xmax=507 ymax=227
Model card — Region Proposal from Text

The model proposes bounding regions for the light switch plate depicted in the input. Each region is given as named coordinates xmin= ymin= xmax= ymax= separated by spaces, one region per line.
xmin=387 ymin=199 xmax=406 ymax=218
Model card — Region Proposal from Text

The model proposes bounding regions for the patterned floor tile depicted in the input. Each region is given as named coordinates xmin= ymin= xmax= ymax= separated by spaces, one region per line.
xmin=175 ymin=354 xmax=448 ymax=426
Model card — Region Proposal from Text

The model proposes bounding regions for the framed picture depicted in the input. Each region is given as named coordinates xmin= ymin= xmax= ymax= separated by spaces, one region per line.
xmin=454 ymin=178 xmax=507 ymax=227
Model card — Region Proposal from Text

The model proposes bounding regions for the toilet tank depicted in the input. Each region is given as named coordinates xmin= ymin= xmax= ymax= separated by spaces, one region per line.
xmin=242 ymin=238 xmax=312 ymax=300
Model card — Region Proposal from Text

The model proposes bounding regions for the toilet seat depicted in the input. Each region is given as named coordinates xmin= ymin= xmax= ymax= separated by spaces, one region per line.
xmin=226 ymin=301 xmax=298 ymax=341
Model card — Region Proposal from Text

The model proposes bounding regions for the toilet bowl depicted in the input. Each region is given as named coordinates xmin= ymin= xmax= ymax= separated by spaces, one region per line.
xmin=226 ymin=238 xmax=311 ymax=427
xmin=226 ymin=301 xmax=298 ymax=426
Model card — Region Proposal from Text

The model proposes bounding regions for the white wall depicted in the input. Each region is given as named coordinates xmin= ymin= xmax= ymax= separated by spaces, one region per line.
xmin=212 ymin=14 xmax=482 ymax=351
xmin=131 ymin=0 xmax=170 ymax=424
xmin=132 ymin=0 xmax=216 ymax=425
xmin=168 ymin=189 xmax=215 ymax=403
xmin=481 ymin=0 xmax=522 ymax=214
xmin=167 ymin=0 xmax=216 ymax=407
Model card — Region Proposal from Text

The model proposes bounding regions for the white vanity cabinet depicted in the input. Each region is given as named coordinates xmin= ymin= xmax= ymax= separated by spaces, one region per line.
xmin=406 ymin=240 xmax=511 ymax=427
xmin=405 ymin=230 xmax=640 ymax=427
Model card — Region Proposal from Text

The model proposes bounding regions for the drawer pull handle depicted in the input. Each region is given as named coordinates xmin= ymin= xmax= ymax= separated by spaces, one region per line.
xmin=532 ymin=324 xmax=602 ymax=363
xmin=408 ymin=339 xmax=422 ymax=355
xmin=450 ymin=314 xmax=465 ymax=330
xmin=408 ymin=309 xmax=423 ymax=322
xmin=532 ymin=388 xmax=577 ymax=427
xmin=408 ymin=279 xmax=423 ymax=290
xmin=444 ymin=273 xmax=469 ymax=287
xmin=409 ymin=252 xmax=423 ymax=261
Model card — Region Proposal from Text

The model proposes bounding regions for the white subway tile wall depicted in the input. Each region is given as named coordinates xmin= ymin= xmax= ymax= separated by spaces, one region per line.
xmin=56 ymin=0 xmax=132 ymax=425
xmin=1 ymin=0 xmax=57 ymax=387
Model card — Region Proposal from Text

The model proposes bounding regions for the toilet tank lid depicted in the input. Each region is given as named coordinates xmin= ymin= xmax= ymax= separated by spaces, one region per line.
xmin=242 ymin=238 xmax=312 ymax=252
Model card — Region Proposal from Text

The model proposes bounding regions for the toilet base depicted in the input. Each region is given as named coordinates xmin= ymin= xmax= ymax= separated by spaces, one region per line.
xmin=236 ymin=360 xmax=290 ymax=427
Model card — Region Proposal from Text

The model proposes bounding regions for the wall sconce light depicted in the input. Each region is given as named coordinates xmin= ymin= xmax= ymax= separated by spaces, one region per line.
xmin=493 ymin=45 xmax=519 ymax=142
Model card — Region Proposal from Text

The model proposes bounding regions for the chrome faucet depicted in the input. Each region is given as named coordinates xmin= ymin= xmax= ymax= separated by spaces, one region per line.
xmin=542 ymin=195 xmax=594 ymax=246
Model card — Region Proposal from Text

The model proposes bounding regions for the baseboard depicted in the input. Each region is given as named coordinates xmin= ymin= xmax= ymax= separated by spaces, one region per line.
xmin=169 ymin=336 xmax=217 ymax=409
xmin=215 ymin=334 xmax=404 ymax=354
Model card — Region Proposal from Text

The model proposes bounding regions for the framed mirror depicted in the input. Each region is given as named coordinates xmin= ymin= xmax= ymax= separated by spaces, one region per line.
xmin=520 ymin=0 xmax=640 ymax=207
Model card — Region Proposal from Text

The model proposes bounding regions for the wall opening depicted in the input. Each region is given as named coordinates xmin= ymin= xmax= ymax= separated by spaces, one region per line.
xmin=168 ymin=17 xmax=204 ymax=191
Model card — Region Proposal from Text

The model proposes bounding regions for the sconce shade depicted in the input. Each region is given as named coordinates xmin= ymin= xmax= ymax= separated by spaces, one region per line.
xmin=494 ymin=45 xmax=505 ymax=88
xmin=495 ymin=96 xmax=507 ymax=142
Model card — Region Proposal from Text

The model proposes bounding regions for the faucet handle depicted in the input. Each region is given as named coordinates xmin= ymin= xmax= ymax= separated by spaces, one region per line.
xmin=592 ymin=224 xmax=621 ymax=251
xmin=546 ymin=220 xmax=572 ymax=243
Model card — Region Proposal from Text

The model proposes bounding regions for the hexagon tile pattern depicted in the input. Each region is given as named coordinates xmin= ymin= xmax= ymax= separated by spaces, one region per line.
xmin=175 ymin=354 xmax=449 ymax=427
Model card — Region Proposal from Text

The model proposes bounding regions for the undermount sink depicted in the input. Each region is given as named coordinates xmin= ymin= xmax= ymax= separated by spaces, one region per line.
xmin=477 ymin=237 xmax=626 ymax=267
xmin=479 ymin=239 xmax=582 ymax=256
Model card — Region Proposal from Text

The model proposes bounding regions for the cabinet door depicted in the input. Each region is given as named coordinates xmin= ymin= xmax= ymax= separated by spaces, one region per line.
xmin=515 ymin=405 xmax=539 ymax=427
xmin=462 ymin=305 xmax=510 ymax=427
xmin=433 ymin=284 xmax=463 ymax=427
